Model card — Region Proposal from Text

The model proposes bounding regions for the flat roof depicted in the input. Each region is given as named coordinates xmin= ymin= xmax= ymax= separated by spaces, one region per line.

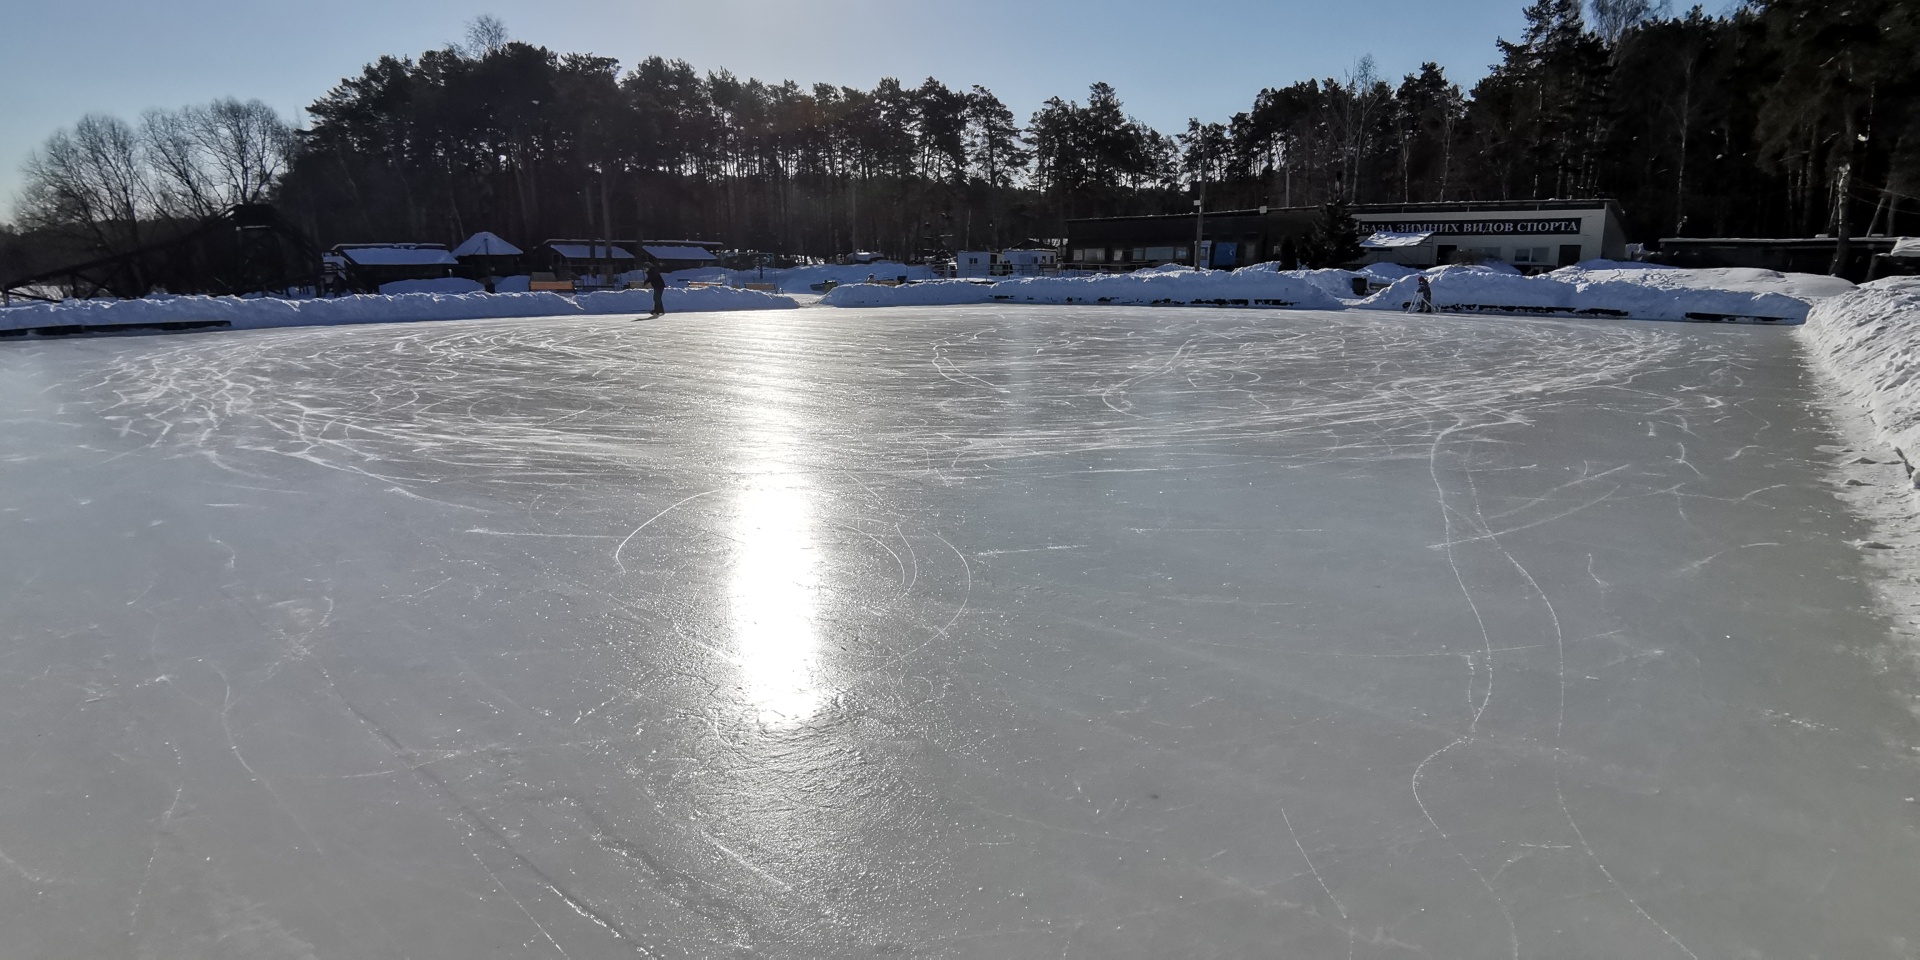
xmin=1066 ymin=208 xmax=1310 ymax=224
xmin=1659 ymin=236 xmax=1896 ymax=246
xmin=333 ymin=244 xmax=459 ymax=267
xmin=642 ymin=245 xmax=717 ymax=261
xmin=1353 ymin=199 xmax=1622 ymax=215
xmin=544 ymin=242 xmax=635 ymax=260
xmin=1066 ymin=199 xmax=1623 ymax=225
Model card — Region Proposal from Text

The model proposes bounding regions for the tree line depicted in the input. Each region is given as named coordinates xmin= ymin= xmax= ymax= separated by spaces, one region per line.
xmin=5 ymin=0 xmax=1916 ymax=284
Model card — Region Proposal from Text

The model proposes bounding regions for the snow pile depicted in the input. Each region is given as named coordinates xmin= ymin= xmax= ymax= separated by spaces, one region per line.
xmin=1236 ymin=264 xmax=1367 ymax=300
xmin=1797 ymin=277 xmax=1920 ymax=471
xmin=1358 ymin=270 xmax=1571 ymax=312
xmin=820 ymin=279 xmax=996 ymax=307
xmin=667 ymin=261 xmax=937 ymax=293
xmin=1358 ymin=262 xmax=1422 ymax=283
xmin=379 ymin=277 xmax=485 ymax=295
xmin=0 ymin=285 xmax=797 ymax=336
xmin=986 ymin=265 xmax=1346 ymax=310
xmin=1355 ymin=262 xmax=1839 ymax=322
xmin=1549 ymin=260 xmax=1857 ymax=301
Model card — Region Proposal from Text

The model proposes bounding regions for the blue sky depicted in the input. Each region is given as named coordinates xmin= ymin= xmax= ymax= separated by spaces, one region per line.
xmin=1 ymin=0 xmax=1535 ymax=222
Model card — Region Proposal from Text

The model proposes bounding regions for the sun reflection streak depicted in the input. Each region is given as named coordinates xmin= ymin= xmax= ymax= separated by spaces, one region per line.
xmin=727 ymin=424 xmax=824 ymax=728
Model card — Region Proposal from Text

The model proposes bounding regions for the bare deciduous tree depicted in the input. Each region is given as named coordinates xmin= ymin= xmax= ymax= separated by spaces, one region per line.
xmin=141 ymin=107 xmax=216 ymax=217
xmin=192 ymin=98 xmax=296 ymax=206
xmin=20 ymin=114 xmax=150 ymax=252
xmin=139 ymin=99 xmax=294 ymax=218
xmin=1591 ymin=0 xmax=1670 ymax=47
xmin=462 ymin=15 xmax=509 ymax=59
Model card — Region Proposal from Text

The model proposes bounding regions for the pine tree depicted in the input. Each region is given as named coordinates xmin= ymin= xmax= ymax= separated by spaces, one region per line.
xmin=1302 ymin=199 xmax=1363 ymax=268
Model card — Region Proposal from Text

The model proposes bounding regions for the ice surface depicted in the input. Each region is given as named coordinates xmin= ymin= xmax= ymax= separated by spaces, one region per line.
xmin=2 ymin=306 xmax=1918 ymax=958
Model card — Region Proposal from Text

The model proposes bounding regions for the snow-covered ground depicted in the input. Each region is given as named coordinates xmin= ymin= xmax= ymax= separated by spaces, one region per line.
xmin=378 ymin=277 xmax=485 ymax=296
xmin=1798 ymin=277 xmax=1920 ymax=474
xmin=0 ymin=284 xmax=795 ymax=335
xmin=666 ymin=260 xmax=937 ymax=293
xmin=823 ymin=264 xmax=1346 ymax=310
xmin=818 ymin=278 xmax=999 ymax=306
xmin=1 ymin=258 xmax=1862 ymax=339
xmin=822 ymin=260 xmax=1852 ymax=324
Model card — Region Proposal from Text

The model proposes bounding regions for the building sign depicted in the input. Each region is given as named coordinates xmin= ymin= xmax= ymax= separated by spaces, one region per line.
xmin=1360 ymin=217 xmax=1583 ymax=236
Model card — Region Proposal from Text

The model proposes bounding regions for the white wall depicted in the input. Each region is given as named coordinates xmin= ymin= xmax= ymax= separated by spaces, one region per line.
xmin=1354 ymin=207 xmax=1621 ymax=266
xmin=955 ymin=251 xmax=997 ymax=278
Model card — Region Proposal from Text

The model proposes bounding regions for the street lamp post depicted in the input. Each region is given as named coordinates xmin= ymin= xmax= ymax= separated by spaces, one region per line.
xmin=1193 ymin=186 xmax=1206 ymax=270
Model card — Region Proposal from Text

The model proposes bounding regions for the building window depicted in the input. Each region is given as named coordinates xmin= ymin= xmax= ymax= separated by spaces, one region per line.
xmin=1145 ymin=246 xmax=1177 ymax=262
xmin=1512 ymin=246 xmax=1551 ymax=265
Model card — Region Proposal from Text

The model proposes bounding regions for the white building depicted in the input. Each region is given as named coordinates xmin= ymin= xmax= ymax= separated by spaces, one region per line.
xmin=1352 ymin=200 xmax=1628 ymax=269
xmin=954 ymin=251 xmax=997 ymax=278
xmin=952 ymin=246 xmax=1059 ymax=278
xmin=1001 ymin=247 xmax=1058 ymax=274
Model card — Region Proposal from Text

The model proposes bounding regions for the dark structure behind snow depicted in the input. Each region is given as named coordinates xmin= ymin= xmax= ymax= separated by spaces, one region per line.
xmin=1065 ymin=200 xmax=1629 ymax=272
xmin=1653 ymin=237 xmax=1899 ymax=282
xmin=1 ymin=204 xmax=318 ymax=303
xmin=324 ymin=244 xmax=459 ymax=294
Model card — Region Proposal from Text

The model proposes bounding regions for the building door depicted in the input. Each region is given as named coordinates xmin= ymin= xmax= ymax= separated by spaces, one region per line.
xmin=1436 ymin=244 xmax=1457 ymax=265
xmin=1559 ymin=244 xmax=1583 ymax=267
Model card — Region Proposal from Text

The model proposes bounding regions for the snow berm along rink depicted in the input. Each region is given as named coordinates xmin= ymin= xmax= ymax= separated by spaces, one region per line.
xmin=1 ymin=274 xmax=1919 ymax=957
xmin=0 ymin=258 xmax=1861 ymax=334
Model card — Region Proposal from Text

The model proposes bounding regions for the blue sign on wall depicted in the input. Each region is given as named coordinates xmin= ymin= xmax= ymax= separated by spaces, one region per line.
xmin=1211 ymin=242 xmax=1238 ymax=267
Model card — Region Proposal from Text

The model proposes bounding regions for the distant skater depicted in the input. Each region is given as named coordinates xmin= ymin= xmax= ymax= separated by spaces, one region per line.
xmin=647 ymin=261 xmax=667 ymax=317
xmin=1413 ymin=275 xmax=1435 ymax=313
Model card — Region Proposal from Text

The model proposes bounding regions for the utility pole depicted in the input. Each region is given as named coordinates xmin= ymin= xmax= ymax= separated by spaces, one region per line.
xmin=1193 ymin=183 xmax=1206 ymax=270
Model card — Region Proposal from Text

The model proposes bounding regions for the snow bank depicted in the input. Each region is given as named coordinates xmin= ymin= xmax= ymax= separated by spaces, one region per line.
xmin=811 ymin=265 xmax=1343 ymax=311
xmin=1549 ymin=261 xmax=1857 ymax=301
xmin=1354 ymin=263 xmax=1835 ymax=323
xmin=0 ymin=285 xmax=798 ymax=336
xmin=1798 ymin=278 xmax=1920 ymax=472
xmin=819 ymin=279 xmax=996 ymax=307
xmin=667 ymin=261 xmax=937 ymax=293
xmin=379 ymin=277 xmax=485 ymax=295
xmin=1235 ymin=264 xmax=1367 ymax=300
xmin=1358 ymin=263 xmax=1422 ymax=283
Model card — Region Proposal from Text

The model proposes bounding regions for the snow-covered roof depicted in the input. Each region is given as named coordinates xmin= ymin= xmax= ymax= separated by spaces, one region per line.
xmin=1361 ymin=231 xmax=1435 ymax=249
xmin=1890 ymin=237 xmax=1920 ymax=258
xmin=452 ymin=232 xmax=523 ymax=258
xmin=642 ymin=245 xmax=717 ymax=261
xmin=546 ymin=242 xmax=634 ymax=260
xmin=337 ymin=245 xmax=459 ymax=266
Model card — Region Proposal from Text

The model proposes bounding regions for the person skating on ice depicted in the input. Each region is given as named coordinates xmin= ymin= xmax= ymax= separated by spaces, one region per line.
xmin=647 ymin=261 xmax=667 ymax=317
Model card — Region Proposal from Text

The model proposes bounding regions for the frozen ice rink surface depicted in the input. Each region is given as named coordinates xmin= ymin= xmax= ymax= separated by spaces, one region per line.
xmin=2 ymin=306 xmax=1917 ymax=959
